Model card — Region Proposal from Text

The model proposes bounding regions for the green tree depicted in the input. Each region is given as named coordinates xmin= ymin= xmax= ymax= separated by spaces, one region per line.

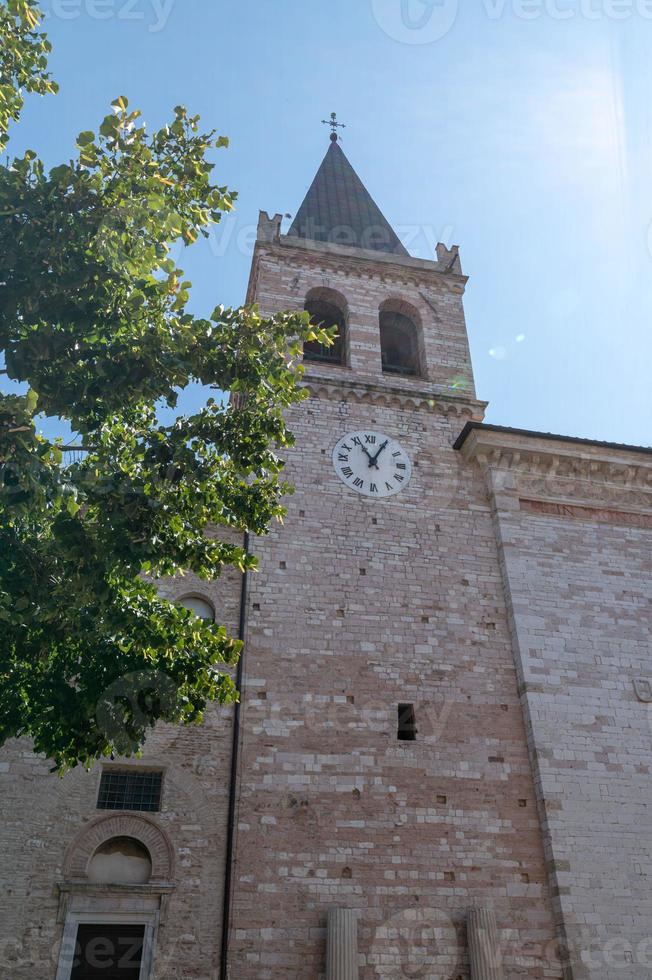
xmin=0 ymin=0 xmax=332 ymax=770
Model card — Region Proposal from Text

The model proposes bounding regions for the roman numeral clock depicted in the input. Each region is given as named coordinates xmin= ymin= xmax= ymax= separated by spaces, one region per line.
xmin=332 ymin=431 xmax=412 ymax=498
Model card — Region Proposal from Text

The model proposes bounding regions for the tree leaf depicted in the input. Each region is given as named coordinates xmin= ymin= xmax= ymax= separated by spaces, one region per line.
xmin=0 ymin=12 xmax=320 ymax=771
xmin=25 ymin=388 xmax=38 ymax=414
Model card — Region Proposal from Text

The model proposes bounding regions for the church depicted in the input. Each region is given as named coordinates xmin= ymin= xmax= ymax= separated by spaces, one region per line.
xmin=1 ymin=125 xmax=651 ymax=980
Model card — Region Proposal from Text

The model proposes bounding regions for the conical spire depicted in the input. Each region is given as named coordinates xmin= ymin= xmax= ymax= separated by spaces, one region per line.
xmin=288 ymin=140 xmax=408 ymax=256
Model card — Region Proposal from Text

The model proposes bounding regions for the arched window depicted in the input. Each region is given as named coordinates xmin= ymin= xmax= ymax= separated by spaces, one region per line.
xmin=88 ymin=836 xmax=152 ymax=885
xmin=178 ymin=595 xmax=215 ymax=621
xmin=379 ymin=306 xmax=421 ymax=377
xmin=303 ymin=289 xmax=347 ymax=366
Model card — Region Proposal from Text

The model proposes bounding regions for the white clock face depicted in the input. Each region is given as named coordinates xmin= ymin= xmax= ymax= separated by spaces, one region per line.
xmin=332 ymin=431 xmax=412 ymax=498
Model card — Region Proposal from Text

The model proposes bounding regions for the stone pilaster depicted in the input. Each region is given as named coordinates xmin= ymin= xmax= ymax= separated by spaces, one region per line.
xmin=326 ymin=909 xmax=359 ymax=980
xmin=468 ymin=908 xmax=503 ymax=980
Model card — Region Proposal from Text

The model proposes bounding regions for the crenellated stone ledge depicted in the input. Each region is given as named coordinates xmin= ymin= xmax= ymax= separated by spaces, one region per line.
xmin=302 ymin=374 xmax=487 ymax=419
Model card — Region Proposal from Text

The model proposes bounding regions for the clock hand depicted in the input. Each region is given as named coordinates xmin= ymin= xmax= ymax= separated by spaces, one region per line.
xmin=359 ymin=442 xmax=380 ymax=469
xmin=370 ymin=440 xmax=389 ymax=465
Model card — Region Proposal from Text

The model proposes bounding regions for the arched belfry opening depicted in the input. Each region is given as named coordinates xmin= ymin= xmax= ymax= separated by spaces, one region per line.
xmin=379 ymin=301 xmax=422 ymax=377
xmin=302 ymin=287 xmax=347 ymax=366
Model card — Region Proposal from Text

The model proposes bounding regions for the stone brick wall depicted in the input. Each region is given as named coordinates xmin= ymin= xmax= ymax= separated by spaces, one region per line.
xmin=460 ymin=426 xmax=652 ymax=979
xmin=0 ymin=560 xmax=242 ymax=980
xmin=222 ymin=234 xmax=563 ymax=978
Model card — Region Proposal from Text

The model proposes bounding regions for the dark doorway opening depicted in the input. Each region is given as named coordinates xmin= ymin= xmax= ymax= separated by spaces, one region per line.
xmin=70 ymin=923 xmax=145 ymax=980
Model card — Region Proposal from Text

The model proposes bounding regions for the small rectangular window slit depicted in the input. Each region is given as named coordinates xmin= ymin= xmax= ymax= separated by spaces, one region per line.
xmin=397 ymin=703 xmax=417 ymax=742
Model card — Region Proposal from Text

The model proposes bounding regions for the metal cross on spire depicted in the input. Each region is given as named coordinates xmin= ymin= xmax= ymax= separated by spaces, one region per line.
xmin=322 ymin=112 xmax=346 ymax=142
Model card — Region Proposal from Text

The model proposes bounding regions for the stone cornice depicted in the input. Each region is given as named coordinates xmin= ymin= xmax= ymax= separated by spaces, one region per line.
xmin=455 ymin=421 xmax=652 ymax=458
xmin=57 ymin=881 xmax=175 ymax=895
xmin=456 ymin=424 xmax=652 ymax=473
xmin=456 ymin=423 xmax=652 ymax=511
xmin=277 ymin=233 xmax=468 ymax=282
xmin=301 ymin=373 xmax=487 ymax=418
xmin=248 ymin=237 xmax=468 ymax=299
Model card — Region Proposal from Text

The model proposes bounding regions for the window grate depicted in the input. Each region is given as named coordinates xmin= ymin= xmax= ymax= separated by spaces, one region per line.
xmin=382 ymin=361 xmax=417 ymax=377
xmin=97 ymin=769 xmax=163 ymax=812
xmin=303 ymin=346 xmax=342 ymax=364
xmin=303 ymin=297 xmax=346 ymax=366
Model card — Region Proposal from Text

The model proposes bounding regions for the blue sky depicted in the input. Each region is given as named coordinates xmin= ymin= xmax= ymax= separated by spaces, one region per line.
xmin=7 ymin=0 xmax=652 ymax=446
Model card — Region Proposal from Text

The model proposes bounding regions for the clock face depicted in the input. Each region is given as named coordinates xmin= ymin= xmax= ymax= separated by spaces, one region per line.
xmin=332 ymin=431 xmax=412 ymax=498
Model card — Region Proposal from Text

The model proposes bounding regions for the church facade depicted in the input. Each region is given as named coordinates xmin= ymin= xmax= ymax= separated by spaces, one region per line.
xmin=1 ymin=134 xmax=651 ymax=980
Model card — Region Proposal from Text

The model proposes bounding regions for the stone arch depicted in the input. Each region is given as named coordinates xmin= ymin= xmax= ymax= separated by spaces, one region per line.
xmin=378 ymin=297 xmax=424 ymax=378
xmin=177 ymin=593 xmax=216 ymax=622
xmin=63 ymin=813 xmax=174 ymax=884
xmin=88 ymin=836 xmax=152 ymax=885
xmin=305 ymin=285 xmax=349 ymax=313
xmin=303 ymin=286 xmax=349 ymax=366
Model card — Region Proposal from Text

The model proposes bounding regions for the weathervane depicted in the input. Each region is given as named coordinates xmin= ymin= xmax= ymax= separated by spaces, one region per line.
xmin=322 ymin=112 xmax=346 ymax=142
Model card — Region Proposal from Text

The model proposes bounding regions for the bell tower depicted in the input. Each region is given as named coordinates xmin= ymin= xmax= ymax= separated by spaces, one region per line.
xmin=247 ymin=130 xmax=477 ymax=401
xmin=225 ymin=131 xmax=563 ymax=978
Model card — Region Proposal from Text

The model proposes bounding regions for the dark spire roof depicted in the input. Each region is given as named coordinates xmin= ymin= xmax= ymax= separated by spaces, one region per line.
xmin=288 ymin=140 xmax=408 ymax=256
